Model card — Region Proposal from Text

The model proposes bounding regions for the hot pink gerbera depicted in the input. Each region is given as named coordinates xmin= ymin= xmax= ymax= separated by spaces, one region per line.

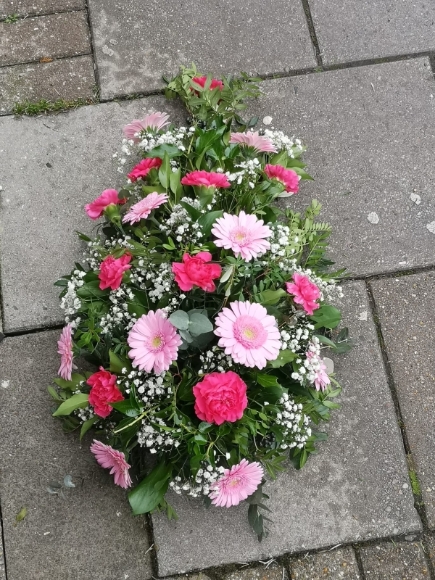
xmin=85 ymin=189 xmax=125 ymax=220
xmin=211 ymin=211 xmax=271 ymax=261
xmin=209 ymin=459 xmax=264 ymax=507
xmin=229 ymin=131 xmax=277 ymax=153
xmin=58 ymin=324 xmax=75 ymax=380
xmin=181 ymin=170 xmax=231 ymax=189
xmin=264 ymin=164 xmax=300 ymax=196
xmin=127 ymin=157 xmax=162 ymax=182
xmin=90 ymin=440 xmax=132 ymax=489
xmin=306 ymin=350 xmax=331 ymax=391
xmin=192 ymin=76 xmax=224 ymax=91
xmin=286 ymin=272 xmax=321 ymax=315
xmin=127 ymin=310 xmax=182 ymax=375
xmin=214 ymin=301 xmax=281 ymax=369
xmin=122 ymin=192 xmax=168 ymax=224
xmin=123 ymin=112 xmax=170 ymax=143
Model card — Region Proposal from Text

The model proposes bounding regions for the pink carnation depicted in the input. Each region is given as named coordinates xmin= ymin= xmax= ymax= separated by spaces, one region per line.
xmin=264 ymin=164 xmax=300 ymax=196
xmin=229 ymin=131 xmax=277 ymax=153
xmin=123 ymin=192 xmax=168 ymax=224
xmin=192 ymin=76 xmax=224 ymax=91
xmin=57 ymin=324 xmax=75 ymax=380
xmin=286 ymin=273 xmax=321 ymax=315
xmin=98 ymin=253 xmax=132 ymax=291
xmin=209 ymin=459 xmax=264 ymax=507
xmin=90 ymin=440 xmax=132 ymax=489
xmin=181 ymin=170 xmax=231 ymax=189
xmin=85 ymin=189 xmax=125 ymax=220
xmin=123 ymin=112 xmax=170 ymax=143
xmin=87 ymin=367 xmax=124 ymax=418
xmin=127 ymin=157 xmax=162 ymax=182
xmin=172 ymin=251 xmax=222 ymax=292
xmin=211 ymin=211 xmax=271 ymax=261
xmin=193 ymin=371 xmax=248 ymax=425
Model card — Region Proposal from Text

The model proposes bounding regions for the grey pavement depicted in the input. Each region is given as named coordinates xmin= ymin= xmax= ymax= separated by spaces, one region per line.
xmin=288 ymin=547 xmax=360 ymax=579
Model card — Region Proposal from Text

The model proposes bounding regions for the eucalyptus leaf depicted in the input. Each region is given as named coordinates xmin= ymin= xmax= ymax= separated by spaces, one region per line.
xmin=188 ymin=312 xmax=214 ymax=336
xmin=169 ymin=310 xmax=190 ymax=330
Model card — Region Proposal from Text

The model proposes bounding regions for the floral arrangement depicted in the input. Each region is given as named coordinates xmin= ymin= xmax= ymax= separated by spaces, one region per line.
xmin=50 ymin=65 xmax=350 ymax=539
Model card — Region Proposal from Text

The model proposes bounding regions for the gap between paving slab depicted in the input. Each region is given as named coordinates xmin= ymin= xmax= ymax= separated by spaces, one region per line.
xmin=0 ymin=0 xmax=85 ymax=19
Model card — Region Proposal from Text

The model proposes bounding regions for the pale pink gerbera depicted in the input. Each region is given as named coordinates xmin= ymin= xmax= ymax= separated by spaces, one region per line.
xmin=229 ymin=131 xmax=277 ymax=153
xmin=123 ymin=192 xmax=168 ymax=224
xmin=212 ymin=211 xmax=271 ymax=261
xmin=90 ymin=440 xmax=132 ymax=489
xmin=264 ymin=164 xmax=300 ymax=196
xmin=57 ymin=324 xmax=75 ymax=380
xmin=123 ymin=112 xmax=170 ymax=143
xmin=127 ymin=310 xmax=182 ymax=375
xmin=209 ymin=459 xmax=264 ymax=507
xmin=306 ymin=350 xmax=331 ymax=392
xmin=181 ymin=170 xmax=231 ymax=189
xmin=214 ymin=301 xmax=281 ymax=369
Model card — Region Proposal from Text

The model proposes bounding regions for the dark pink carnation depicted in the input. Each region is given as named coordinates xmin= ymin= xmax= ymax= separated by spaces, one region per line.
xmin=127 ymin=157 xmax=162 ymax=182
xmin=181 ymin=170 xmax=231 ymax=189
xmin=85 ymin=189 xmax=126 ymax=220
xmin=87 ymin=367 xmax=124 ymax=418
xmin=192 ymin=76 xmax=224 ymax=91
xmin=193 ymin=371 xmax=248 ymax=425
xmin=172 ymin=252 xmax=222 ymax=292
xmin=286 ymin=272 xmax=321 ymax=315
xmin=98 ymin=253 xmax=132 ymax=291
xmin=264 ymin=164 xmax=300 ymax=195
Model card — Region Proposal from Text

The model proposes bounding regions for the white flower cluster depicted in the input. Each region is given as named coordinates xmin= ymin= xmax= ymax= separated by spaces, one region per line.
xmin=100 ymin=285 xmax=137 ymax=334
xmin=124 ymin=371 xmax=172 ymax=402
xmin=291 ymin=337 xmax=327 ymax=388
xmin=225 ymin=158 xmax=260 ymax=189
xmin=198 ymin=346 xmax=233 ymax=376
xmin=266 ymin=223 xmax=301 ymax=271
xmin=60 ymin=269 xmax=85 ymax=325
xmin=275 ymin=393 xmax=311 ymax=450
xmin=137 ymin=418 xmax=180 ymax=453
xmin=75 ymin=405 xmax=95 ymax=423
xmin=137 ymin=126 xmax=194 ymax=154
xmin=169 ymin=463 xmax=225 ymax=498
xmin=280 ymin=319 xmax=315 ymax=352
xmin=158 ymin=201 xmax=204 ymax=244
xmin=263 ymin=130 xmax=305 ymax=158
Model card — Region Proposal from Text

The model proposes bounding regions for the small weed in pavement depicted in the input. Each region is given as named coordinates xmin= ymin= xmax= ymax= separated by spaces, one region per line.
xmin=13 ymin=97 xmax=96 ymax=116
xmin=4 ymin=13 xmax=19 ymax=23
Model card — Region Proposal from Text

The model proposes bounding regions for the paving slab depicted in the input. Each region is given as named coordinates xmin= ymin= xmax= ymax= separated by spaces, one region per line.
xmin=370 ymin=272 xmax=435 ymax=528
xmin=223 ymin=565 xmax=288 ymax=580
xmin=288 ymin=547 xmax=360 ymax=579
xmin=426 ymin=534 xmax=435 ymax=568
xmin=359 ymin=541 xmax=429 ymax=579
xmin=248 ymin=58 xmax=435 ymax=277
xmin=309 ymin=0 xmax=435 ymax=65
xmin=0 ymin=11 xmax=91 ymax=67
xmin=151 ymin=281 xmax=421 ymax=576
xmin=87 ymin=0 xmax=316 ymax=100
xmin=0 ymin=0 xmax=84 ymax=19
xmin=0 ymin=96 xmax=184 ymax=333
xmin=166 ymin=575 xmax=212 ymax=580
xmin=0 ymin=528 xmax=5 ymax=580
xmin=0 ymin=330 xmax=153 ymax=580
xmin=0 ymin=55 xmax=95 ymax=115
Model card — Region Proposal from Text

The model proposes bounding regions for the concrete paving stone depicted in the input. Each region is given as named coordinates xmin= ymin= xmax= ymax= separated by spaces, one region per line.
xmin=247 ymin=58 xmax=435 ymax=276
xmin=152 ymin=281 xmax=421 ymax=576
xmin=87 ymin=0 xmax=316 ymax=100
xmin=0 ymin=528 xmax=5 ymax=580
xmin=288 ymin=547 xmax=360 ymax=579
xmin=0 ymin=0 xmax=84 ymax=19
xmin=165 ymin=575 xmax=212 ymax=580
xmin=0 ymin=11 xmax=91 ymax=67
xmin=370 ymin=272 xmax=435 ymax=528
xmin=359 ymin=541 xmax=429 ymax=579
xmin=309 ymin=0 xmax=435 ymax=65
xmin=426 ymin=534 xmax=435 ymax=568
xmin=223 ymin=565 xmax=288 ymax=580
xmin=0 ymin=330 xmax=153 ymax=580
xmin=0 ymin=96 xmax=184 ymax=332
xmin=0 ymin=55 xmax=95 ymax=115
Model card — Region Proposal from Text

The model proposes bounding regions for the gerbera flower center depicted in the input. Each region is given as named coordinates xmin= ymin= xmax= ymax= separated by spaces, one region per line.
xmin=230 ymin=227 xmax=251 ymax=247
xmin=233 ymin=315 xmax=267 ymax=349
xmin=148 ymin=333 xmax=165 ymax=352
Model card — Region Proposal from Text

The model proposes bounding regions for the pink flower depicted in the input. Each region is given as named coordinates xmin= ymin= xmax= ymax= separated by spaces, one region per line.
xmin=90 ymin=440 xmax=132 ymax=489
xmin=229 ymin=131 xmax=277 ymax=153
xmin=172 ymin=252 xmax=222 ymax=292
xmin=181 ymin=170 xmax=231 ymax=189
xmin=192 ymin=76 xmax=224 ymax=91
xmin=264 ymin=164 xmax=300 ymax=196
xmin=306 ymin=349 xmax=331 ymax=391
xmin=286 ymin=273 xmax=321 ymax=315
xmin=85 ymin=189 xmax=126 ymax=220
xmin=57 ymin=324 xmax=74 ymax=380
xmin=127 ymin=310 xmax=182 ymax=375
xmin=87 ymin=367 xmax=124 ymax=418
xmin=123 ymin=192 xmax=168 ymax=224
xmin=127 ymin=157 xmax=162 ymax=182
xmin=209 ymin=459 xmax=264 ymax=507
xmin=123 ymin=112 xmax=170 ymax=143
xmin=193 ymin=371 xmax=248 ymax=425
xmin=214 ymin=301 xmax=281 ymax=369
xmin=98 ymin=253 xmax=132 ymax=291
xmin=211 ymin=211 xmax=271 ymax=261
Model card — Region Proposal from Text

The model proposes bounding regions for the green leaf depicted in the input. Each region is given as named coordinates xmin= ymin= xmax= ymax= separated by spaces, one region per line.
xmin=158 ymin=152 xmax=171 ymax=189
xmin=220 ymin=264 xmax=234 ymax=284
xmin=128 ymin=462 xmax=172 ymax=515
xmin=80 ymin=416 xmax=98 ymax=440
xmin=15 ymin=507 xmax=27 ymax=524
xmin=76 ymin=280 xmax=108 ymax=299
xmin=197 ymin=210 xmax=223 ymax=237
xmin=109 ymin=350 xmax=129 ymax=374
xmin=53 ymin=373 xmax=85 ymax=390
xmin=110 ymin=400 xmax=141 ymax=417
xmin=169 ymin=310 xmax=190 ymax=330
xmin=256 ymin=374 xmax=281 ymax=388
xmin=309 ymin=304 xmax=341 ymax=329
xmin=188 ymin=312 xmax=214 ymax=336
xmin=169 ymin=167 xmax=183 ymax=202
xmin=258 ymin=288 xmax=286 ymax=305
xmin=268 ymin=350 xmax=297 ymax=368
xmin=314 ymin=334 xmax=336 ymax=348
xmin=144 ymin=144 xmax=181 ymax=159
xmin=52 ymin=393 xmax=89 ymax=416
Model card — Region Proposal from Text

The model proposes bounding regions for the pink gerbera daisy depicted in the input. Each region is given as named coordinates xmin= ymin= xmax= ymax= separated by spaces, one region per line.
xmin=127 ymin=157 xmax=162 ymax=182
xmin=229 ymin=131 xmax=277 ymax=153
xmin=90 ymin=440 xmax=132 ymax=489
xmin=57 ymin=324 xmax=75 ymax=380
xmin=214 ymin=301 xmax=281 ymax=369
xmin=211 ymin=211 xmax=271 ymax=261
xmin=264 ymin=164 xmax=300 ymax=196
xmin=127 ymin=310 xmax=182 ymax=375
xmin=122 ymin=192 xmax=168 ymax=224
xmin=306 ymin=349 xmax=331 ymax=392
xmin=209 ymin=459 xmax=264 ymax=507
xmin=181 ymin=170 xmax=231 ymax=189
xmin=286 ymin=272 xmax=321 ymax=315
xmin=192 ymin=76 xmax=224 ymax=91
xmin=123 ymin=112 xmax=170 ymax=143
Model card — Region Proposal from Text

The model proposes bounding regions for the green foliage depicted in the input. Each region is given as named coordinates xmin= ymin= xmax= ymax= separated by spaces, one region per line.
xmin=128 ymin=462 xmax=172 ymax=515
xmin=4 ymin=13 xmax=19 ymax=23
xmin=13 ymin=97 xmax=96 ymax=116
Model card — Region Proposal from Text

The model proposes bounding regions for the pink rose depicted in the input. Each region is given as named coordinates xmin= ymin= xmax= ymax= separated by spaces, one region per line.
xmin=192 ymin=76 xmax=224 ymax=92
xmin=98 ymin=253 xmax=132 ymax=290
xmin=172 ymin=252 xmax=222 ymax=292
xmin=193 ymin=371 xmax=248 ymax=425
xmin=85 ymin=189 xmax=126 ymax=220
xmin=87 ymin=367 xmax=124 ymax=418
xmin=286 ymin=272 xmax=321 ymax=315
xmin=127 ymin=157 xmax=162 ymax=182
